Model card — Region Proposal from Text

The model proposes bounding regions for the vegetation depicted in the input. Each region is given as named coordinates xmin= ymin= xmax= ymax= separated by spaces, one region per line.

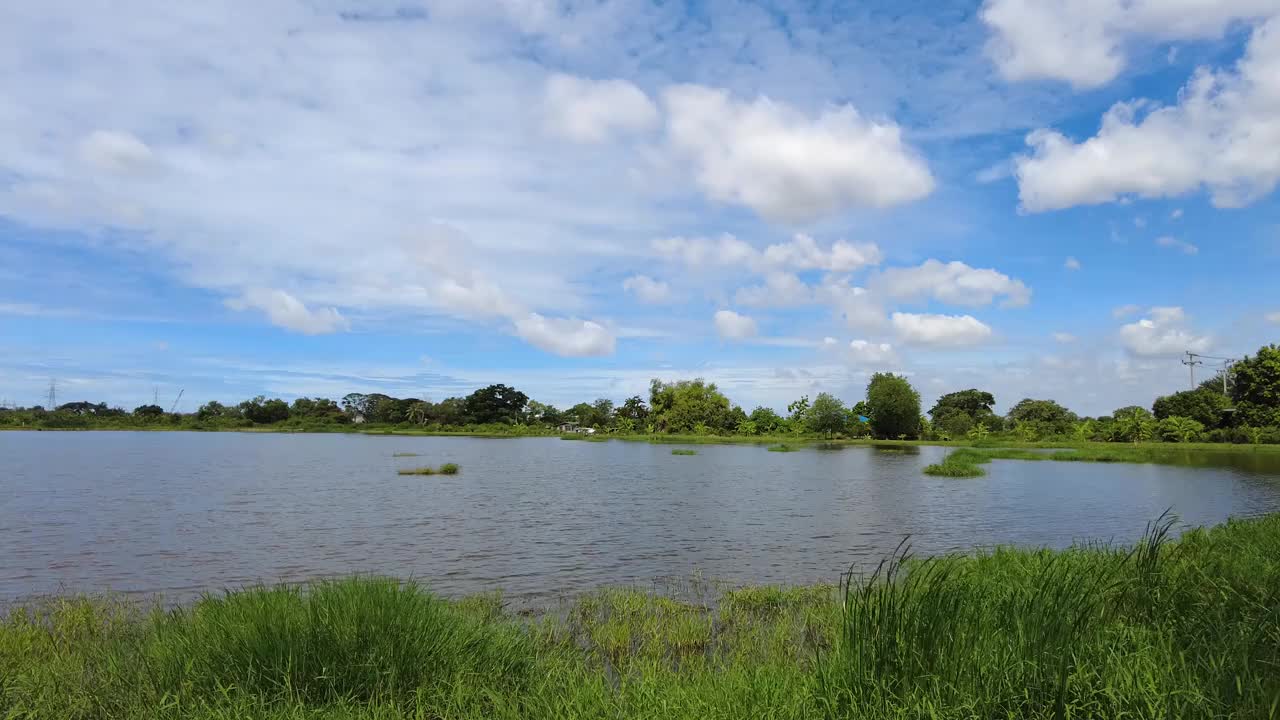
xmin=4 ymin=342 xmax=1279 ymax=446
xmin=865 ymin=372 xmax=921 ymax=439
xmin=4 ymin=514 xmax=1279 ymax=719
xmin=768 ymin=443 xmax=801 ymax=452
xmin=396 ymin=463 xmax=459 ymax=476
xmin=922 ymin=458 xmax=984 ymax=477
xmin=670 ymin=449 xmax=698 ymax=456
xmin=390 ymin=452 xmax=420 ymax=457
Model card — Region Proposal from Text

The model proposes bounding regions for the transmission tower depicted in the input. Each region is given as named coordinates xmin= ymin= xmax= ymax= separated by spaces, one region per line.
xmin=46 ymin=378 xmax=57 ymax=411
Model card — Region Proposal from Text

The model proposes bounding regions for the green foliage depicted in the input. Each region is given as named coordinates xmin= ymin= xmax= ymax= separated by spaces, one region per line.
xmin=6 ymin=516 xmax=1280 ymax=719
xmin=1158 ymin=416 xmax=1204 ymax=443
xmin=866 ymin=373 xmax=921 ymax=439
xmin=767 ymin=443 xmax=800 ymax=452
xmin=806 ymin=393 xmax=847 ymax=436
xmin=1152 ymin=387 xmax=1230 ymax=427
xmin=132 ymin=404 xmax=165 ymax=419
xmin=1115 ymin=407 xmax=1157 ymax=444
xmin=747 ymin=406 xmax=783 ymax=434
xmin=1231 ymin=344 xmax=1280 ymax=427
xmin=239 ymin=396 xmax=291 ymax=424
xmin=923 ymin=458 xmax=984 ymax=477
xmin=966 ymin=422 xmax=991 ymax=442
xmin=463 ymin=384 xmax=529 ymax=425
xmin=670 ymin=449 xmax=697 ymax=456
xmin=648 ymin=379 xmax=733 ymax=434
xmin=397 ymin=463 xmax=459 ymax=475
xmin=1006 ymin=397 xmax=1077 ymax=437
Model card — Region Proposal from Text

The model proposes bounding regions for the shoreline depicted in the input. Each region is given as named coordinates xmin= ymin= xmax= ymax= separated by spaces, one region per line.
xmin=4 ymin=512 xmax=1277 ymax=718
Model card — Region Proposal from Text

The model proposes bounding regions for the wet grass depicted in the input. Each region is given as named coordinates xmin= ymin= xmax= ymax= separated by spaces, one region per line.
xmin=4 ymin=513 xmax=1279 ymax=719
xmin=396 ymin=463 xmax=459 ymax=476
xmin=922 ymin=459 xmax=984 ymax=477
xmin=671 ymin=449 xmax=698 ymax=456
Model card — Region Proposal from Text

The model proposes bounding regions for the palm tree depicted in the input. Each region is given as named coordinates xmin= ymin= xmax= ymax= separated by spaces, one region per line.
xmin=966 ymin=422 xmax=990 ymax=442
xmin=1073 ymin=420 xmax=1095 ymax=443
xmin=1117 ymin=409 xmax=1155 ymax=444
xmin=407 ymin=401 xmax=428 ymax=426
xmin=1159 ymin=416 xmax=1202 ymax=443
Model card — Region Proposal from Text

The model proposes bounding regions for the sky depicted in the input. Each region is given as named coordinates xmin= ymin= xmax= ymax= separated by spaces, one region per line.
xmin=1 ymin=0 xmax=1278 ymax=416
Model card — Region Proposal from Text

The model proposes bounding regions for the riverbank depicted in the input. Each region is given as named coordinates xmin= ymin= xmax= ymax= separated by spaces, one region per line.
xmin=4 ymin=513 xmax=1278 ymax=719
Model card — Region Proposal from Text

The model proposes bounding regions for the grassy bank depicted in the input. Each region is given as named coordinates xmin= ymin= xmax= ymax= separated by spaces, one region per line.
xmin=924 ymin=444 xmax=1280 ymax=477
xmin=4 ymin=514 xmax=1279 ymax=719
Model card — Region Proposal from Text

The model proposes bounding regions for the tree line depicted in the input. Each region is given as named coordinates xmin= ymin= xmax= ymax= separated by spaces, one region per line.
xmin=3 ymin=344 xmax=1277 ymax=444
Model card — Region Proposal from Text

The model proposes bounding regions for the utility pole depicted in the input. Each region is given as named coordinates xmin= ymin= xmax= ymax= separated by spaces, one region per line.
xmin=1182 ymin=352 xmax=1202 ymax=390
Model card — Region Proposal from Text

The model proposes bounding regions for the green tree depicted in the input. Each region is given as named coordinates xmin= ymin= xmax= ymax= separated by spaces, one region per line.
xmin=866 ymin=373 xmax=921 ymax=439
xmin=1152 ymin=388 xmax=1230 ymax=428
xmin=463 ymin=384 xmax=529 ymax=425
xmin=1115 ymin=408 xmax=1156 ymax=444
xmin=967 ymin=422 xmax=991 ymax=442
xmin=239 ymin=396 xmax=290 ymax=424
xmin=786 ymin=395 xmax=811 ymax=433
xmin=928 ymin=389 xmax=996 ymax=421
xmin=648 ymin=379 xmax=733 ymax=434
xmin=590 ymin=398 xmax=615 ymax=429
xmin=1072 ymin=420 xmax=1096 ymax=442
xmin=196 ymin=401 xmax=234 ymax=421
xmin=808 ymin=393 xmax=847 ymax=436
xmin=1006 ymin=398 xmax=1078 ymax=437
xmin=933 ymin=410 xmax=975 ymax=439
xmin=616 ymin=395 xmax=650 ymax=424
xmin=748 ymin=406 xmax=783 ymax=434
xmin=1230 ymin=345 xmax=1280 ymax=428
xmin=1159 ymin=416 xmax=1204 ymax=443
xmin=132 ymin=404 xmax=165 ymax=419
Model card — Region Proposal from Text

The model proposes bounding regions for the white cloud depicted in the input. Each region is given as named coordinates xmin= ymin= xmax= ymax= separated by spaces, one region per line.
xmin=1112 ymin=303 xmax=1143 ymax=319
xmin=876 ymin=259 xmax=1031 ymax=308
xmin=226 ymin=289 xmax=350 ymax=335
xmin=847 ymin=339 xmax=897 ymax=365
xmin=1015 ymin=18 xmax=1280 ymax=211
xmin=975 ymin=160 xmax=1012 ymax=183
xmin=514 ymin=314 xmax=615 ymax=357
xmin=761 ymin=234 xmax=882 ymax=272
xmin=663 ymin=84 xmax=934 ymax=222
xmin=1052 ymin=331 xmax=1076 ymax=343
xmin=735 ymin=272 xmax=812 ymax=308
xmin=622 ymin=275 xmax=671 ymax=304
xmin=891 ymin=312 xmax=994 ymax=346
xmin=1118 ymin=306 xmax=1211 ymax=357
xmin=981 ymin=0 xmax=1277 ymax=88
xmin=817 ymin=279 xmax=887 ymax=331
xmin=1265 ymin=311 xmax=1280 ymax=324
xmin=78 ymin=130 xmax=157 ymax=175
xmin=714 ymin=309 xmax=758 ymax=340
xmin=1064 ymin=256 xmax=1081 ymax=270
xmin=654 ymin=233 xmax=881 ymax=273
xmin=1155 ymin=236 xmax=1199 ymax=255
xmin=544 ymin=73 xmax=658 ymax=143
xmin=1171 ymin=208 xmax=1184 ymax=219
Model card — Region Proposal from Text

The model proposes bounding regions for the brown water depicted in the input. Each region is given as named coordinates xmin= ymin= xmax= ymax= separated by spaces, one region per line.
xmin=4 ymin=432 xmax=1280 ymax=604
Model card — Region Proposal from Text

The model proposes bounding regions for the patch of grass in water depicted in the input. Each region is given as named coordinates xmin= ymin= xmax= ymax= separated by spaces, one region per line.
xmin=767 ymin=443 xmax=800 ymax=452
xmin=923 ymin=459 xmax=984 ymax=477
xmin=391 ymin=452 xmax=420 ymax=457
xmin=671 ymin=449 xmax=697 ymax=456
xmin=397 ymin=463 xmax=460 ymax=476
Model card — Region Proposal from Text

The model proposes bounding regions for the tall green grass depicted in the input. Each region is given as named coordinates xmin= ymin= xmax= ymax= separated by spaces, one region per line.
xmin=4 ymin=514 xmax=1279 ymax=719
xmin=671 ymin=449 xmax=698 ymax=456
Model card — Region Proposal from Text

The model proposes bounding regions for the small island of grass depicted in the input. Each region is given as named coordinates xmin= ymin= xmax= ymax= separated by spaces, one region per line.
xmin=398 ymin=462 xmax=460 ymax=476
xmin=671 ymin=449 xmax=697 ymax=456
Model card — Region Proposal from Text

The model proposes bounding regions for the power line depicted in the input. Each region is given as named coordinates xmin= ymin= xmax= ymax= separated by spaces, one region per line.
xmin=1181 ymin=352 xmax=1202 ymax=390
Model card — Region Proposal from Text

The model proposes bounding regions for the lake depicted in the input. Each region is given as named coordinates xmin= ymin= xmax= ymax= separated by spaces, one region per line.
xmin=4 ymin=432 xmax=1280 ymax=605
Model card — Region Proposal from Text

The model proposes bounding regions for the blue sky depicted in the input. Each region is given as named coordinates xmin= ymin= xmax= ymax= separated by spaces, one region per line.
xmin=1 ymin=0 xmax=1278 ymax=415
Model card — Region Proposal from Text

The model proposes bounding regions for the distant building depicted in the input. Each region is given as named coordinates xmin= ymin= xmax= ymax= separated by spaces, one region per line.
xmin=557 ymin=422 xmax=595 ymax=434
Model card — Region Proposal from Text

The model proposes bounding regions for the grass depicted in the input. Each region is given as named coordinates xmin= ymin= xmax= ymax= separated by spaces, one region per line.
xmin=920 ymin=444 xmax=1270 ymax=478
xmin=7 ymin=513 xmax=1278 ymax=718
xmin=671 ymin=449 xmax=698 ymax=456
xmin=396 ymin=462 xmax=460 ymax=476
xmin=391 ymin=452 xmax=419 ymax=457
xmin=922 ymin=459 xmax=984 ymax=477
xmin=767 ymin=443 xmax=801 ymax=452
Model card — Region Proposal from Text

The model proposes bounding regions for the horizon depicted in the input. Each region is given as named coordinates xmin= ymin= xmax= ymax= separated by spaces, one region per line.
xmin=3 ymin=2 xmax=1279 ymax=417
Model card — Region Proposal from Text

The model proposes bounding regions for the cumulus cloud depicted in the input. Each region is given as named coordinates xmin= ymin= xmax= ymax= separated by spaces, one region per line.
xmin=654 ymin=233 xmax=882 ymax=274
xmin=1112 ymin=303 xmax=1143 ymax=318
xmin=225 ymin=289 xmax=350 ymax=335
xmin=982 ymin=0 xmax=1277 ymax=88
xmin=1155 ymin=236 xmax=1199 ymax=255
xmin=663 ymin=85 xmax=934 ymax=222
xmin=1015 ymin=18 xmax=1280 ymax=212
xmin=544 ymin=73 xmax=658 ymax=143
xmin=78 ymin=130 xmax=158 ymax=175
xmin=891 ymin=312 xmax=994 ymax=346
xmin=514 ymin=314 xmax=615 ymax=357
xmin=622 ymin=274 xmax=671 ymax=304
xmin=817 ymin=279 xmax=887 ymax=331
xmin=876 ymin=259 xmax=1031 ymax=308
xmin=1052 ymin=331 xmax=1076 ymax=343
xmin=1267 ymin=311 xmax=1280 ymax=324
xmin=1064 ymin=256 xmax=1081 ymax=270
xmin=847 ymin=339 xmax=897 ymax=365
xmin=1118 ymin=306 xmax=1211 ymax=357
xmin=735 ymin=272 xmax=812 ymax=308
xmin=714 ymin=309 xmax=758 ymax=340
